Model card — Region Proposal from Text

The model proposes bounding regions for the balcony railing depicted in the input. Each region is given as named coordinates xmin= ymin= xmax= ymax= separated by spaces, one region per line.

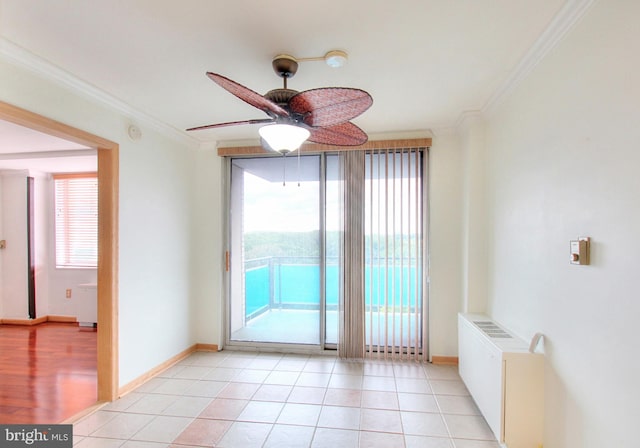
xmin=244 ymin=256 xmax=422 ymax=322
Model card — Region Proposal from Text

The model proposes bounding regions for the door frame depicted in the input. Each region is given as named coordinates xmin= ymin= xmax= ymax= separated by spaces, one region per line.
xmin=225 ymin=154 xmax=329 ymax=352
xmin=0 ymin=100 xmax=119 ymax=401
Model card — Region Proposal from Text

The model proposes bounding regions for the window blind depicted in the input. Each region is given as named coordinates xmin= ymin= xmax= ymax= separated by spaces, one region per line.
xmin=54 ymin=174 xmax=98 ymax=268
xmin=364 ymin=148 xmax=427 ymax=361
xmin=339 ymin=147 xmax=428 ymax=361
xmin=338 ymin=151 xmax=366 ymax=358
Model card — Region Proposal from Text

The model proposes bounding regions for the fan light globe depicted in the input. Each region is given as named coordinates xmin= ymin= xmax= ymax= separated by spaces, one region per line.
xmin=259 ymin=124 xmax=310 ymax=154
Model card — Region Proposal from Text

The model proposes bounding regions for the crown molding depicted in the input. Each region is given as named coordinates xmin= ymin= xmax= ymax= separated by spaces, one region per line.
xmin=197 ymin=142 xmax=219 ymax=152
xmin=482 ymin=0 xmax=597 ymax=115
xmin=427 ymin=126 xmax=457 ymax=139
xmin=0 ymin=37 xmax=200 ymax=149
xmin=454 ymin=111 xmax=484 ymax=133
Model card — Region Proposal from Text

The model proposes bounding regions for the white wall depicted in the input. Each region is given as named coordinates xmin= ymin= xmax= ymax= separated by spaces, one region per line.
xmin=458 ymin=114 xmax=488 ymax=314
xmin=46 ymin=267 xmax=97 ymax=317
xmin=0 ymin=170 xmax=49 ymax=319
xmin=0 ymin=170 xmax=28 ymax=318
xmin=428 ymin=130 xmax=464 ymax=358
xmin=0 ymin=57 xmax=199 ymax=386
xmin=0 ymin=170 xmax=52 ymax=319
xmin=483 ymin=1 xmax=640 ymax=446
xmin=117 ymin=118 xmax=196 ymax=384
xmin=191 ymin=147 xmax=224 ymax=346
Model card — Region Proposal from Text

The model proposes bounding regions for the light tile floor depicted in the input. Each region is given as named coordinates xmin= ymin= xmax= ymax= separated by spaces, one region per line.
xmin=73 ymin=351 xmax=500 ymax=448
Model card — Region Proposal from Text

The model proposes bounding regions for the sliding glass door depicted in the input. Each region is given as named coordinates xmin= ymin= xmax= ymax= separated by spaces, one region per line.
xmin=226 ymin=149 xmax=427 ymax=355
xmin=228 ymin=156 xmax=324 ymax=346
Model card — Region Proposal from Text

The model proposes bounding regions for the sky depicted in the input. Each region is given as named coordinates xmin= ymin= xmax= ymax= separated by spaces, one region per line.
xmin=237 ymin=153 xmax=421 ymax=234
xmin=243 ymin=171 xmax=320 ymax=233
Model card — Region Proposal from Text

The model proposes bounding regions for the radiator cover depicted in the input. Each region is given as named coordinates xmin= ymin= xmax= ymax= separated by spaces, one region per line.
xmin=458 ymin=313 xmax=544 ymax=448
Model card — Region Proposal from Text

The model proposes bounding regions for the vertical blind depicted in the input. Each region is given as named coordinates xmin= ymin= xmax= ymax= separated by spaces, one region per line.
xmin=54 ymin=173 xmax=98 ymax=268
xmin=339 ymin=147 xmax=427 ymax=361
xmin=339 ymin=151 xmax=366 ymax=358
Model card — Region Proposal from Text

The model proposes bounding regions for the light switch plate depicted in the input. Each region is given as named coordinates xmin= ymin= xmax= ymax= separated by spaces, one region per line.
xmin=570 ymin=237 xmax=590 ymax=265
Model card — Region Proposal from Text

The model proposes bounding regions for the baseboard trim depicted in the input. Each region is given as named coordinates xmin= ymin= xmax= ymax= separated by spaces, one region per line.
xmin=117 ymin=344 xmax=198 ymax=397
xmin=1 ymin=316 xmax=48 ymax=325
xmin=195 ymin=343 xmax=220 ymax=352
xmin=48 ymin=315 xmax=77 ymax=323
xmin=0 ymin=315 xmax=78 ymax=325
xmin=61 ymin=401 xmax=108 ymax=424
xmin=431 ymin=356 xmax=459 ymax=365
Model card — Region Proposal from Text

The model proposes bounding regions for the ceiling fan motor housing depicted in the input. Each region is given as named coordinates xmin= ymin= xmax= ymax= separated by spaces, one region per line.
xmin=264 ymin=88 xmax=297 ymax=108
xmin=272 ymin=55 xmax=299 ymax=79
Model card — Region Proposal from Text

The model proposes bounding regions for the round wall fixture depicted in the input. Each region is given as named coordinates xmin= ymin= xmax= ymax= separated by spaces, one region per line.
xmin=127 ymin=124 xmax=142 ymax=141
xmin=324 ymin=50 xmax=348 ymax=68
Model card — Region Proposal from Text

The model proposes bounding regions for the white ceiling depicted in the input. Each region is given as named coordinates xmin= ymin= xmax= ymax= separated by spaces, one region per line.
xmin=0 ymin=120 xmax=89 ymax=153
xmin=1 ymin=0 xmax=567 ymax=148
xmin=0 ymin=120 xmax=95 ymax=173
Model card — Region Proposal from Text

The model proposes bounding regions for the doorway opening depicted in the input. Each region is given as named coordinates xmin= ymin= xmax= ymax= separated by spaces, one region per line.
xmin=0 ymin=101 xmax=119 ymax=404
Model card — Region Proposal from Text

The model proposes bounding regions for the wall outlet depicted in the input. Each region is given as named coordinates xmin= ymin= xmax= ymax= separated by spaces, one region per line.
xmin=66 ymin=288 xmax=72 ymax=299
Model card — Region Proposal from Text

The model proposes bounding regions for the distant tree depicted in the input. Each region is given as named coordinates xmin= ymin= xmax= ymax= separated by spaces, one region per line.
xmin=244 ymin=231 xmax=320 ymax=260
xmin=243 ymin=231 xmax=420 ymax=261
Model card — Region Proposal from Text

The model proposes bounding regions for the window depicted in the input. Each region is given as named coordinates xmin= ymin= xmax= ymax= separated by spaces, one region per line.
xmin=54 ymin=173 xmax=98 ymax=268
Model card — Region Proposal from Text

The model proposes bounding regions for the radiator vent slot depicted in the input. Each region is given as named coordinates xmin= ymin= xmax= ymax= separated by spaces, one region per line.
xmin=473 ymin=320 xmax=513 ymax=339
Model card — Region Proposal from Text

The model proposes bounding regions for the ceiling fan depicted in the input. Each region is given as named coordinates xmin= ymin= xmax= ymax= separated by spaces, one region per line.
xmin=187 ymin=53 xmax=373 ymax=153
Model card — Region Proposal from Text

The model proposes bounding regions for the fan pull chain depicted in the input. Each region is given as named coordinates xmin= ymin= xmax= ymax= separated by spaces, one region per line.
xmin=297 ymin=148 xmax=301 ymax=187
xmin=282 ymin=154 xmax=287 ymax=186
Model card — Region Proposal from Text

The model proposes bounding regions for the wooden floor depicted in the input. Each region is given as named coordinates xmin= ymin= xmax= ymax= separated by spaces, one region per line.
xmin=0 ymin=322 xmax=97 ymax=423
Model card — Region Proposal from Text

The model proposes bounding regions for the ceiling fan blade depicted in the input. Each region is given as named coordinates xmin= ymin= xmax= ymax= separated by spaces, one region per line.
xmin=307 ymin=122 xmax=368 ymax=146
xmin=289 ymin=88 xmax=373 ymax=127
xmin=206 ymin=72 xmax=288 ymax=117
xmin=186 ymin=118 xmax=274 ymax=132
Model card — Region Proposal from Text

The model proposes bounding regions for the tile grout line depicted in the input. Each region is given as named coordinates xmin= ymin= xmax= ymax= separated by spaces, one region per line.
xmin=73 ymin=351 xmax=497 ymax=448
